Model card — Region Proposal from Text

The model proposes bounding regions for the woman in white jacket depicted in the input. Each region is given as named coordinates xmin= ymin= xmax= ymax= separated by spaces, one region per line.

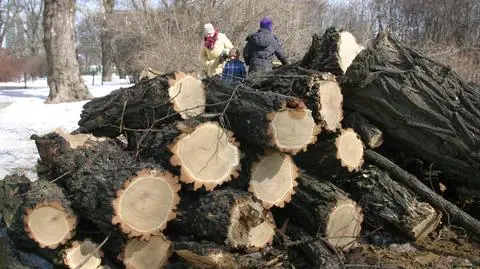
xmin=200 ymin=23 xmax=234 ymax=77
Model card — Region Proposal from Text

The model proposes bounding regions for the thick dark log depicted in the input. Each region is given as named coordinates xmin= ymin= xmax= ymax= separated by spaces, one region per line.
xmin=300 ymin=27 xmax=364 ymax=76
xmin=285 ymin=224 xmax=342 ymax=269
xmin=129 ymin=118 xmax=241 ymax=191
xmin=342 ymin=32 xmax=480 ymax=190
xmin=1 ymin=175 xmax=77 ymax=250
xmin=364 ymin=149 xmax=480 ymax=241
xmin=295 ymin=128 xmax=364 ymax=179
xmin=336 ymin=165 xmax=441 ymax=240
xmin=205 ymin=77 xmax=319 ymax=155
xmin=342 ymin=112 xmax=383 ymax=148
xmin=284 ymin=174 xmax=363 ymax=249
xmin=31 ymin=132 xmax=181 ymax=240
xmin=76 ymin=72 xmax=205 ymax=137
xmin=253 ymin=66 xmax=343 ymax=132
xmin=169 ymin=188 xmax=276 ymax=250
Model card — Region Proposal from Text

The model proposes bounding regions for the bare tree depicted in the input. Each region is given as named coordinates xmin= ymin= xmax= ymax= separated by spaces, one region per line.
xmin=43 ymin=0 xmax=92 ymax=103
xmin=101 ymin=0 xmax=114 ymax=82
xmin=0 ymin=0 xmax=19 ymax=46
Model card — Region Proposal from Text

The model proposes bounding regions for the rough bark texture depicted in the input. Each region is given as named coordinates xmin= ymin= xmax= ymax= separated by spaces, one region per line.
xmin=173 ymin=241 xmax=240 ymax=269
xmin=31 ymin=132 xmax=171 ymax=235
xmin=364 ymin=149 xmax=480 ymax=240
xmin=342 ymin=32 xmax=480 ymax=190
xmin=168 ymin=188 xmax=274 ymax=250
xmin=43 ymin=0 xmax=92 ymax=104
xmin=284 ymin=174 xmax=363 ymax=249
xmin=252 ymin=65 xmax=342 ymax=129
xmin=336 ymin=165 xmax=441 ymax=240
xmin=205 ymin=77 xmax=315 ymax=153
xmin=343 ymin=112 xmax=383 ymax=148
xmin=76 ymin=73 xmax=179 ymax=137
xmin=101 ymin=0 xmax=114 ymax=82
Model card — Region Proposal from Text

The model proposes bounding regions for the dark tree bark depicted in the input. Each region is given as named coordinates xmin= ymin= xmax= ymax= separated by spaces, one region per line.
xmin=342 ymin=32 xmax=480 ymax=191
xmin=43 ymin=0 xmax=92 ymax=104
xmin=336 ymin=165 xmax=441 ymax=240
xmin=342 ymin=112 xmax=384 ymax=149
xmin=101 ymin=0 xmax=114 ymax=82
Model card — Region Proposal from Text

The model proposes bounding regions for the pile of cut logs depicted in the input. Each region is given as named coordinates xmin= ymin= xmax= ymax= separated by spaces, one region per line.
xmin=2 ymin=27 xmax=480 ymax=269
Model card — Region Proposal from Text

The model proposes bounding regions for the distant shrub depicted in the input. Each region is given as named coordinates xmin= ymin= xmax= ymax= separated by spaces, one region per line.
xmin=0 ymin=49 xmax=22 ymax=82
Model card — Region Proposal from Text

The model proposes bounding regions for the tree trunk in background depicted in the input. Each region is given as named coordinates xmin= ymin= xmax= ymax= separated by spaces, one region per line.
xmin=43 ymin=0 xmax=92 ymax=104
xmin=101 ymin=0 xmax=114 ymax=82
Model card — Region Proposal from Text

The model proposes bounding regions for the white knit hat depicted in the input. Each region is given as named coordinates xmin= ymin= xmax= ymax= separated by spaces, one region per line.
xmin=204 ymin=23 xmax=215 ymax=35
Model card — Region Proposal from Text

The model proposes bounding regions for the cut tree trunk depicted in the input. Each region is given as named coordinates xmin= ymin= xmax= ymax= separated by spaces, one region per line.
xmin=342 ymin=32 xmax=480 ymax=191
xmin=127 ymin=118 xmax=241 ymax=191
xmin=336 ymin=165 xmax=441 ymax=240
xmin=284 ymin=174 xmax=363 ymax=250
xmin=253 ymin=66 xmax=343 ymax=132
xmin=1 ymin=175 xmax=77 ymax=250
xmin=300 ymin=27 xmax=364 ymax=77
xmin=364 ymin=149 xmax=480 ymax=240
xmin=76 ymin=72 xmax=205 ymax=137
xmin=169 ymin=188 xmax=276 ymax=250
xmin=62 ymin=239 xmax=103 ymax=269
xmin=342 ymin=112 xmax=383 ymax=149
xmin=120 ymin=235 xmax=172 ymax=269
xmin=205 ymin=78 xmax=319 ymax=154
xmin=43 ymin=0 xmax=92 ymax=104
xmin=294 ymin=128 xmax=364 ymax=179
xmin=31 ymin=131 xmax=181 ymax=240
xmin=248 ymin=150 xmax=299 ymax=209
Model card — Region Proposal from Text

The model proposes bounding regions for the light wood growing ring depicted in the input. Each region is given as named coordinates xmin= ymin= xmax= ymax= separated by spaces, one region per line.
xmin=249 ymin=151 xmax=299 ymax=209
xmin=63 ymin=240 xmax=103 ymax=269
xmin=335 ymin=128 xmax=365 ymax=172
xmin=168 ymin=72 xmax=206 ymax=119
xmin=169 ymin=122 xmax=241 ymax=191
xmin=112 ymin=169 xmax=181 ymax=239
xmin=317 ymin=80 xmax=343 ymax=132
xmin=325 ymin=199 xmax=363 ymax=250
xmin=122 ymin=235 xmax=172 ymax=269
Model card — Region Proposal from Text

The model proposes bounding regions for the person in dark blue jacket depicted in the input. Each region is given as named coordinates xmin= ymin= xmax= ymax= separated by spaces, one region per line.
xmin=243 ymin=16 xmax=289 ymax=74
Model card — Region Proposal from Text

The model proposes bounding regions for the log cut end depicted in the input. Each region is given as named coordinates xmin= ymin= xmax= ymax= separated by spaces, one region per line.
xmin=249 ymin=151 xmax=299 ymax=208
xmin=337 ymin=31 xmax=365 ymax=73
xmin=122 ymin=236 xmax=172 ymax=269
xmin=227 ymin=196 xmax=276 ymax=249
xmin=325 ymin=199 xmax=363 ymax=249
xmin=168 ymin=72 xmax=206 ymax=119
xmin=411 ymin=203 xmax=442 ymax=240
xmin=112 ymin=169 xmax=181 ymax=239
xmin=53 ymin=127 xmax=98 ymax=149
xmin=268 ymin=107 xmax=319 ymax=154
xmin=317 ymin=80 xmax=343 ymax=131
xmin=63 ymin=240 xmax=102 ymax=269
xmin=335 ymin=128 xmax=364 ymax=172
xmin=169 ymin=122 xmax=241 ymax=191
xmin=24 ymin=202 xmax=77 ymax=249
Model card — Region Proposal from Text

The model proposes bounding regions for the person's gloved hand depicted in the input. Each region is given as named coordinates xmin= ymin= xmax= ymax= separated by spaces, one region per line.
xmin=219 ymin=51 xmax=229 ymax=62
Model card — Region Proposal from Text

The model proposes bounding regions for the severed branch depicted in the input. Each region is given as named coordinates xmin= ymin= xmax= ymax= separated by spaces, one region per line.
xmin=364 ymin=150 xmax=480 ymax=240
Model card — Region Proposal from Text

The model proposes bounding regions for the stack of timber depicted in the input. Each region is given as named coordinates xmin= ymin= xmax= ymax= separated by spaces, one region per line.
xmin=2 ymin=26 xmax=480 ymax=269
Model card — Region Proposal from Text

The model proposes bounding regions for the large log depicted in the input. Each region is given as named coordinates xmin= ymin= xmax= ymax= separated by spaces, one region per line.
xmin=127 ymin=118 xmax=241 ymax=191
xmin=337 ymin=165 xmax=442 ymax=240
xmin=342 ymin=112 xmax=383 ymax=149
xmin=169 ymin=188 xmax=276 ymax=250
xmin=205 ymin=78 xmax=319 ymax=155
xmin=300 ymin=27 xmax=364 ymax=76
xmin=1 ymin=175 xmax=77 ymax=250
xmin=119 ymin=235 xmax=172 ymax=269
xmin=253 ymin=66 xmax=343 ymax=132
xmin=342 ymin=32 xmax=480 ymax=191
xmin=284 ymin=174 xmax=363 ymax=250
xmin=31 ymin=132 xmax=181 ymax=240
xmin=76 ymin=72 xmax=206 ymax=137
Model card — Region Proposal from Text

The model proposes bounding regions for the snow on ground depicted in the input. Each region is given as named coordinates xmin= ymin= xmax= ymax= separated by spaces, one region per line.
xmin=0 ymin=75 xmax=133 ymax=180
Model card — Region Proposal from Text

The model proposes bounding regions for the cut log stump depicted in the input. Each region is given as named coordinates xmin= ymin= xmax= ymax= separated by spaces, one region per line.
xmin=248 ymin=150 xmax=299 ymax=209
xmin=205 ymin=78 xmax=319 ymax=155
xmin=295 ymin=128 xmax=364 ymax=179
xmin=337 ymin=165 xmax=441 ymax=240
xmin=169 ymin=189 xmax=276 ymax=250
xmin=1 ymin=175 xmax=77 ymax=250
xmin=76 ymin=72 xmax=205 ymax=137
xmin=120 ymin=235 xmax=172 ymax=269
xmin=63 ymin=239 xmax=103 ymax=269
xmin=254 ymin=66 xmax=343 ymax=132
xmin=342 ymin=32 xmax=480 ymax=191
xmin=285 ymin=174 xmax=363 ymax=250
xmin=32 ymin=132 xmax=181 ymax=239
xmin=342 ymin=112 xmax=383 ymax=149
xmin=300 ymin=27 xmax=364 ymax=76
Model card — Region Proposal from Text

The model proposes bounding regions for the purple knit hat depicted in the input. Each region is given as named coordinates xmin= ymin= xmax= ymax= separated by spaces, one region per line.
xmin=260 ymin=16 xmax=273 ymax=31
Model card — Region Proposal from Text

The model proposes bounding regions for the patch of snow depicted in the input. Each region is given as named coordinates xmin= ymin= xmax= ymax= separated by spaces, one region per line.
xmin=0 ymin=75 xmax=133 ymax=181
